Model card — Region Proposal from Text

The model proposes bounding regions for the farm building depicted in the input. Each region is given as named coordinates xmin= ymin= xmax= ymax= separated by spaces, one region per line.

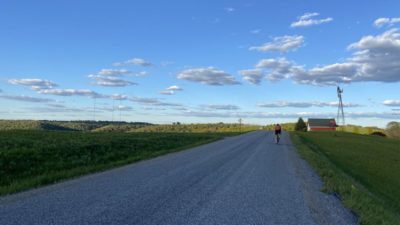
xmin=307 ymin=118 xmax=337 ymax=131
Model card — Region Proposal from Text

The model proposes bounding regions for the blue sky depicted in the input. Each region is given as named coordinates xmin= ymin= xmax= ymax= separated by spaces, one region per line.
xmin=1 ymin=0 xmax=400 ymax=127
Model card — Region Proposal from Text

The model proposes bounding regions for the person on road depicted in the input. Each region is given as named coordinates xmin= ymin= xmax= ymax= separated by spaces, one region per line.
xmin=274 ymin=124 xmax=282 ymax=143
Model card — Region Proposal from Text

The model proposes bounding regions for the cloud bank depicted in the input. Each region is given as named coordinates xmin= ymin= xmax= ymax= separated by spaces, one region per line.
xmin=258 ymin=101 xmax=361 ymax=108
xmin=8 ymin=79 xmax=57 ymax=90
xmin=247 ymin=28 xmax=400 ymax=85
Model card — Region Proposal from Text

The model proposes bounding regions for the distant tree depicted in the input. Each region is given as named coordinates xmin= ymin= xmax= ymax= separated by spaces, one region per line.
xmin=386 ymin=121 xmax=400 ymax=139
xmin=295 ymin=117 xmax=307 ymax=131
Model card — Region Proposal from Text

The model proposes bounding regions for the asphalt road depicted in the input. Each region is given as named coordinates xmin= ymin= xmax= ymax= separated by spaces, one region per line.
xmin=0 ymin=131 xmax=358 ymax=225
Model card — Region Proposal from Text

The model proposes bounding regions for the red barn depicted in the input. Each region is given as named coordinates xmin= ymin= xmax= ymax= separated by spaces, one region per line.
xmin=307 ymin=118 xmax=337 ymax=131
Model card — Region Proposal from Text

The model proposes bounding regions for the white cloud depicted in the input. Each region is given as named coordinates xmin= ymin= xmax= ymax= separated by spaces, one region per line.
xmin=258 ymin=101 xmax=361 ymax=108
xmin=238 ymin=69 xmax=264 ymax=85
xmin=177 ymin=67 xmax=240 ymax=86
xmin=8 ymin=78 xmax=57 ymax=90
xmin=255 ymin=58 xmax=299 ymax=81
xmin=0 ymin=94 xmax=54 ymax=103
xmin=131 ymin=96 xmax=159 ymax=104
xmin=166 ymin=85 xmax=183 ymax=91
xmin=88 ymin=75 xmax=137 ymax=87
xmin=202 ymin=104 xmax=240 ymax=110
xmin=98 ymin=105 xmax=133 ymax=112
xmin=116 ymin=105 xmax=133 ymax=111
xmin=27 ymin=106 xmax=88 ymax=113
xmin=160 ymin=61 xmax=174 ymax=66
xmin=110 ymin=94 xmax=128 ymax=100
xmin=97 ymin=69 xmax=132 ymax=76
xmin=256 ymin=58 xmax=293 ymax=69
xmin=291 ymin=12 xmax=333 ymax=28
xmin=38 ymin=89 xmax=105 ymax=98
xmin=383 ymin=99 xmax=400 ymax=106
xmin=249 ymin=35 xmax=304 ymax=53
xmin=131 ymin=96 xmax=182 ymax=107
xmin=225 ymin=7 xmax=235 ymax=12
xmin=113 ymin=58 xmax=153 ymax=67
xmin=153 ymin=102 xmax=182 ymax=107
xmin=91 ymin=69 xmax=147 ymax=77
xmin=47 ymin=103 xmax=66 ymax=108
xmin=374 ymin=17 xmax=400 ymax=28
xmin=160 ymin=90 xmax=174 ymax=95
xmin=250 ymin=29 xmax=261 ymax=34
xmin=133 ymin=71 xmax=149 ymax=77
xmin=160 ymin=85 xmax=183 ymax=95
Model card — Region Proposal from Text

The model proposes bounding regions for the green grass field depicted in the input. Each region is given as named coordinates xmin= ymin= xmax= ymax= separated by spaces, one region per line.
xmin=291 ymin=131 xmax=400 ymax=225
xmin=0 ymin=130 xmax=235 ymax=196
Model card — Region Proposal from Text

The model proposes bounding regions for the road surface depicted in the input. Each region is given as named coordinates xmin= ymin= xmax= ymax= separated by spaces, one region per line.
xmin=0 ymin=131 xmax=358 ymax=225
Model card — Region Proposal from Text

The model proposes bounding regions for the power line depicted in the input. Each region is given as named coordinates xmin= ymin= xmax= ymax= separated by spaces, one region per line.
xmin=119 ymin=99 xmax=122 ymax=122
xmin=112 ymin=99 xmax=115 ymax=122
xmin=93 ymin=96 xmax=97 ymax=121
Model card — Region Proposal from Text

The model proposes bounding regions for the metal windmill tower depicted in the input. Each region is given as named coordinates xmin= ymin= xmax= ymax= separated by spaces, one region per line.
xmin=337 ymin=86 xmax=345 ymax=126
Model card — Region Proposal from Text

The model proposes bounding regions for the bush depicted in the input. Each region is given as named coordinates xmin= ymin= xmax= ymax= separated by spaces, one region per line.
xmin=295 ymin=117 xmax=307 ymax=132
xmin=370 ymin=131 xmax=386 ymax=137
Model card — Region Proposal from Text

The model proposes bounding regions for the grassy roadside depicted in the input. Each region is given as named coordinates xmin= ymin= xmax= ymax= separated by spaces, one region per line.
xmin=290 ymin=131 xmax=400 ymax=225
xmin=0 ymin=130 xmax=239 ymax=196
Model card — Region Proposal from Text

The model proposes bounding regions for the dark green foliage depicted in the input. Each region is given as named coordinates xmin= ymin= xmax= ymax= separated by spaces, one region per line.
xmin=294 ymin=117 xmax=307 ymax=131
xmin=291 ymin=131 xmax=400 ymax=225
xmin=0 ymin=130 xmax=232 ymax=195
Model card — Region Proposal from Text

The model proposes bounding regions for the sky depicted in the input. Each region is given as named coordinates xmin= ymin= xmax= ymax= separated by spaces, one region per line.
xmin=0 ymin=0 xmax=400 ymax=127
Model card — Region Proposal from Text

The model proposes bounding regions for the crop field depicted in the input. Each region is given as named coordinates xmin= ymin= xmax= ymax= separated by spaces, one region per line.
xmin=291 ymin=131 xmax=400 ymax=225
xmin=0 ymin=130 xmax=235 ymax=196
xmin=132 ymin=123 xmax=261 ymax=133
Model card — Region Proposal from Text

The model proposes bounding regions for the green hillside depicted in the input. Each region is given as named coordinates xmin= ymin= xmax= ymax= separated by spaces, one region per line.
xmin=0 ymin=120 xmax=75 ymax=131
xmin=0 ymin=120 xmax=152 ymax=132
xmin=291 ymin=132 xmax=400 ymax=225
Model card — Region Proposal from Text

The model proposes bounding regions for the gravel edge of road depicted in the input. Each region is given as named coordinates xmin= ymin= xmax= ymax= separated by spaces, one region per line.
xmin=285 ymin=133 xmax=359 ymax=225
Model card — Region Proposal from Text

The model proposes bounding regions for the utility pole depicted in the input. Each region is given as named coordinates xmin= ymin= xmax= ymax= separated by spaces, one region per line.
xmin=239 ymin=118 xmax=242 ymax=133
